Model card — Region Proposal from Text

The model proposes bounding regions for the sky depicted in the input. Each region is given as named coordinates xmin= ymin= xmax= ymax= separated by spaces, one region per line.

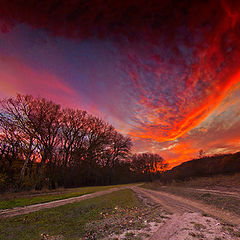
xmin=0 ymin=0 xmax=240 ymax=168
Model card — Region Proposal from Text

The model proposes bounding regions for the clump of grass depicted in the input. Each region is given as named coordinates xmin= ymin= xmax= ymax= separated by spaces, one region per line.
xmin=193 ymin=222 xmax=206 ymax=231
xmin=202 ymin=213 xmax=210 ymax=217
xmin=124 ymin=232 xmax=135 ymax=239
xmin=222 ymin=226 xmax=240 ymax=238
xmin=189 ymin=232 xmax=205 ymax=238
xmin=234 ymin=231 xmax=240 ymax=237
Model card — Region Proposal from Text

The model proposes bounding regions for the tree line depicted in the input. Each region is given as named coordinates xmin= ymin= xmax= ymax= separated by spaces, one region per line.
xmin=0 ymin=94 xmax=168 ymax=191
xmin=162 ymin=151 xmax=240 ymax=182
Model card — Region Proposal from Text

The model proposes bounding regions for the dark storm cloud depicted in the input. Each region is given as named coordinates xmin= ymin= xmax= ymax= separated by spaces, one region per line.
xmin=1 ymin=0 xmax=240 ymax=142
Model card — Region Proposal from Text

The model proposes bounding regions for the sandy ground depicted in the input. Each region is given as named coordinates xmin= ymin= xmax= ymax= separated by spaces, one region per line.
xmin=149 ymin=212 xmax=240 ymax=240
xmin=131 ymin=186 xmax=240 ymax=240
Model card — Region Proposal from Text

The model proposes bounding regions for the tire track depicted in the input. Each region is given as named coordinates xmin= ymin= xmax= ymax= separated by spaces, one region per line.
xmin=131 ymin=186 xmax=240 ymax=225
xmin=131 ymin=186 xmax=240 ymax=240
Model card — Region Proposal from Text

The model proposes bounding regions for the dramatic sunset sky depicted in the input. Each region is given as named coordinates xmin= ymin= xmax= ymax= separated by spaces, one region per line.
xmin=1 ymin=0 xmax=240 ymax=168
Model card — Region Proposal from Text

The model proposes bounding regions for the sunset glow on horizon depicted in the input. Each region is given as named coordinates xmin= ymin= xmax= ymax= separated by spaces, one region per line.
xmin=1 ymin=0 xmax=240 ymax=168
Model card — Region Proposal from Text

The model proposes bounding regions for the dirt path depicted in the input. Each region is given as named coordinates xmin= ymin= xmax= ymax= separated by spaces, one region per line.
xmin=189 ymin=187 xmax=240 ymax=199
xmin=0 ymin=186 xmax=133 ymax=219
xmin=133 ymin=186 xmax=240 ymax=225
xmin=132 ymin=186 xmax=240 ymax=240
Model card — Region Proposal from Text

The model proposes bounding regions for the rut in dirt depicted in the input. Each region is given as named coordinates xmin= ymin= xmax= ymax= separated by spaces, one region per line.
xmin=132 ymin=186 xmax=240 ymax=225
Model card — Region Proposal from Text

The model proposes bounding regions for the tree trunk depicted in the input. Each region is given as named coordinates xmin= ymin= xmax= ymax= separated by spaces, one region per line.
xmin=18 ymin=138 xmax=33 ymax=189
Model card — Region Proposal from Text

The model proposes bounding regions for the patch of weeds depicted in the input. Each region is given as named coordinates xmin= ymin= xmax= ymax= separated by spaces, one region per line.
xmin=222 ymin=226 xmax=240 ymax=238
xmin=125 ymin=232 xmax=135 ymax=238
xmin=234 ymin=231 xmax=240 ymax=237
xmin=189 ymin=232 xmax=205 ymax=238
xmin=193 ymin=222 xmax=206 ymax=231
xmin=202 ymin=193 xmax=211 ymax=197
xmin=86 ymin=204 xmax=164 ymax=238
xmin=160 ymin=215 xmax=170 ymax=219
xmin=137 ymin=232 xmax=150 ymax=238
xmin=202 ymin=213 xmax=210 ymax=217
xmin=222 ymin=226 xmax=234 ymax=233
xmin=189 ymin=232 xmax=196 ymax=237
xmin=84 ymin=192 xmax=167 ymax=239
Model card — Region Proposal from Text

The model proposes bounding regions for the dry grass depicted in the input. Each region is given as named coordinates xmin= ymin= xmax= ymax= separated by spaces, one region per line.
xmin=167 ymin=173 xmax=240 ymax=189
xmin=141 ymin=173 xmax=240 ymax=217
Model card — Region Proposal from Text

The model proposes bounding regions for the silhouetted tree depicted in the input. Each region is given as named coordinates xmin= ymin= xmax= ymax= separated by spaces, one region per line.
xmin=0 ymin=94 xmax=137 ymax=191
xmin=131 ymin=152 xmax=168 ymax=181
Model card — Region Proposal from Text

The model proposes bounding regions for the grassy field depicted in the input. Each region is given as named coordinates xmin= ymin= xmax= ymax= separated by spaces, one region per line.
xmin=141 ymin=174 xmax=240 ymax=216
xmin=0 ymin=184 xmax=134 ymax=209
xmin=0 ymin=189 xmax=166 ymax=240
xmin=166 ymin=173 xmax=240 ymax=189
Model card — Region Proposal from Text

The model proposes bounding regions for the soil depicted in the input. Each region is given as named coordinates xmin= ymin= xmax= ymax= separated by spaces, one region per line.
xmin=131 ymin=186 xmax=240 ymax=240
xmin=1 ymin=185 xmax=240 ymax=239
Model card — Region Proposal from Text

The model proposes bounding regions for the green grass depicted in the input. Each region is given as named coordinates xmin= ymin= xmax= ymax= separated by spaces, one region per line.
xmin=0 ymin=184 xmax=133 ymax=209
xmin=0 ymin=189 xmax=141 ymax=240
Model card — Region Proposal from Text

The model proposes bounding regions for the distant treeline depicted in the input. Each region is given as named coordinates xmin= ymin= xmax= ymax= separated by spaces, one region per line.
xmin=0 ymin=94 xmax=168 ymax=191
xmin=162 ymin=151 xmax=240 ymax=182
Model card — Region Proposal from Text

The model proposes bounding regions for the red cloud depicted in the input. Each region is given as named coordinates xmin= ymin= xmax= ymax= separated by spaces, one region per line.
xmin=1 ymin=0 xmax=240 ymax=143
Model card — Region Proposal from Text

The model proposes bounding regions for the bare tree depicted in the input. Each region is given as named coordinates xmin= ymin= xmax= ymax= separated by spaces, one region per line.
xmin=99 ymin=131 xmax=132 ymax=184
xmin=0 ymin=94 xmax=136 ymax=190
xmin=0 ymin=95 xmax=38 ymax=188
xmin=131 ymin=152 xmax=168 ymax=181
xmin=27 ymin=97 xmax=62 ymax=189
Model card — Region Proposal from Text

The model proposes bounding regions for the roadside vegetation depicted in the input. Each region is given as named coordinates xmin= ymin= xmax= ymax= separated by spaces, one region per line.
xmin=162 ymin=152 xmax=240 ymax=182
xmin=141 ymin=173 xmax=240 ymax=216
xmin=168 ymin=173 xmax=240 ymax=189
xmin=0 ymin=184 xmax=133 ymax=209
xmin=0 ymin=189 xmax=168 ymax=240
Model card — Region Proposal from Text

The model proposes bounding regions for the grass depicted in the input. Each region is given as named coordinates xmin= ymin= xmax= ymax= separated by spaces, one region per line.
xmin=167 ymin=173 xmax=240 ymax=189
xmin=163 ymin=187 xmax=240 ymax=216
xmin=141 ymin=181 xmax=240 ymax=216
xmin=0 ymin=189 xmax=139 ymax=240
xmin=142 ymin=173 xmax=240 ymax=190
xmin=193 ymin=222 xmax=206 ymax=231
xmin=0 ymin=183 xmax=133 ymax=209
xmin=0 ymin=188 xmax=166 ymax=240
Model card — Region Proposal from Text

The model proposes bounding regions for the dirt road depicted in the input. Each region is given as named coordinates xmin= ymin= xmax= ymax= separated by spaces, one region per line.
xmin=1 ymin=185 xmax=240 ymax=239
xmin=132 ymin=186 xmax=240 ymax=240
xmin=0 ymin=186 xmax=133 ymax=219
